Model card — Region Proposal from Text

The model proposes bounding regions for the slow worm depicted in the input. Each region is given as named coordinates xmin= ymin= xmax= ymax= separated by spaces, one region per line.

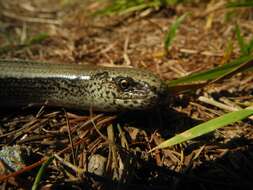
xmin=0 ymin=60 xmax=168 ymax=111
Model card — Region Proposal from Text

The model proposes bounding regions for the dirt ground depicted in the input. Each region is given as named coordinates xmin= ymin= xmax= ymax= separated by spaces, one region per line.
xmin=0 ymin=0 xmax=253 ymax=189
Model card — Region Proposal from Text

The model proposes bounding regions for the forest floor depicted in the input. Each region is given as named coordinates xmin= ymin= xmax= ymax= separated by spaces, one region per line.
xmin=0 ymin=0 xmax=253 ymax=189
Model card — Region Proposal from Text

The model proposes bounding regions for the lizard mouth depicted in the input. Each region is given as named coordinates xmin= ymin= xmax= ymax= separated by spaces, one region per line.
xmin=114 ymin=94 xmax=157 ymax=101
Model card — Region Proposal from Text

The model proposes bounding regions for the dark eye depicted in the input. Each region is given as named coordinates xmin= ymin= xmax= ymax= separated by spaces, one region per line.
xmin=114 ymin=77 xmax=135 ymax=91
xmin=119 ymin=79 xmax=130 ymax=90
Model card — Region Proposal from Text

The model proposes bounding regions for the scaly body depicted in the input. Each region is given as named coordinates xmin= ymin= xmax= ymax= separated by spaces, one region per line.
xmin=0 ymin=60 xmax=167 ymax=111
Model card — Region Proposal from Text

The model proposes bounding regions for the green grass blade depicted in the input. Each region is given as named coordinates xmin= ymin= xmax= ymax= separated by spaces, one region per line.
xmin=32 ymin=156 xmax=54 ymax=190
xmin=27 ymin=32 xmax=49 ymax=45
xmin=235 ymin=25 xmax=247 ymax=55
xmin=226 ymin=1 xmax=253 ymax=8
xmin=93 ymin=0 xmax=182 ymax=16
xmin=0 ymin=32 xmax=48 ymax=55
xmin=94 ymin=0 xmax=158 ymax=15
xmin=163 ymin=0 xmax=180 ymax=6
xmin=150 ymin=108 xmax=253 ymax=151
xmin=167 ymin=55 xmax=253 ymax=86
xmin=119 ymin=2 xmax=159 ymax=15
xmin=246 ymin=37 xmax=253 ymax=55
xmin=164 ymin=13 xmax=188 ymax=51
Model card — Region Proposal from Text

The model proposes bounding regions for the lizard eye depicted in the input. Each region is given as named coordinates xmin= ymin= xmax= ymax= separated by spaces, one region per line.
xmin=114 ymin=77 xmax=134 ymax=91
xmin=119 ymin=79 xmax=130 ymax=90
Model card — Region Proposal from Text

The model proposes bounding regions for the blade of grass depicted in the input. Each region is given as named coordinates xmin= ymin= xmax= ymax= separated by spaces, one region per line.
xmin=0 ymin=32 xmax=48 ymax=55
xmin=234 ymin=24 xmax=253 ymax=56
xmin=27 ymin=32 xmax=48 ymax=45
xmin=164 ymin=13 xmax=188 ymax=51
xmin=247 ymin=38 xmax=253 ymax=54
xmin=167 ymin=55 xmax=253 ymax=87
xmin=94 ymin=0 xmax=182 ymax=16
xmin=119 ymin=2 xmax=159 ymax=15
xmin=226 ymin=1 xmax=253 ymax=8
xmin=32 ymin=156 xmax=54 ymax=190
xmin=235 ymin=24 xmax=247 ymax=55
xmin=211 ymin=57 xmax=253 ymax=83
xmin=166 ymin=82 xmax=208 ymax=94
xmin=94 ymin=0 xmax=152 ymax=15
xmin=150 ymin=107 xmax=253 ymax=151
